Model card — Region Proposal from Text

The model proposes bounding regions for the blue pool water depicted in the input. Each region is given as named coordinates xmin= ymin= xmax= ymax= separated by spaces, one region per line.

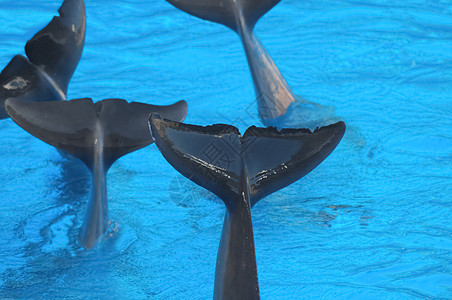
xmin=0 ymin=0 xmax=451 ymax=298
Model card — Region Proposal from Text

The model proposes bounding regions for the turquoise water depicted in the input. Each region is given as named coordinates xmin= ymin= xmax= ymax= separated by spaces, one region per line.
xmin=0 ymin=0 xmax=451 ymax=298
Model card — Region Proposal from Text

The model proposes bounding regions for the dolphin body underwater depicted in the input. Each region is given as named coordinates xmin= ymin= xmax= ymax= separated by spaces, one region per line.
xmin=165 ymin=0 xmax=338 ymax=128
xmin=2 ymin=0 xmax=189 ymax=248
xmin=0 ymin=0 xmax=86 ymax=119
xmin=150 ymin=115 xmax=345 ymax=299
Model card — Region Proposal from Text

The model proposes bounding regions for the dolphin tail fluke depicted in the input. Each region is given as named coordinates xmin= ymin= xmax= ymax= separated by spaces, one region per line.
xmin=242 ymin=122 xmax=346 ymax=207
xmin=150 ymin=116 xmax=344 ymax=298
xmin=150 ymin=114 xmax=242 ymax=210
xmin=149 ymin=115 xmax=345 ymax=209
xmin=0 ymin=0 xmax=86 ymax=120
xmin=0 ymin=55 xmax=64 ymax=119
xmin=5 ymin=98 xmax=188 ymax=170
xmin=25 ymin=0 xmax=86 ymax=95
xmin=165 ymin=0 xmax=280 ymax=32
xmin=6 ymin=97 xmax=187 ymax=249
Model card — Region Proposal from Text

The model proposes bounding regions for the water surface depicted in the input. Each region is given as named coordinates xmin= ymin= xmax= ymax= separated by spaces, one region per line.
xmin=0 ymin=0 xmax=451 ymax=298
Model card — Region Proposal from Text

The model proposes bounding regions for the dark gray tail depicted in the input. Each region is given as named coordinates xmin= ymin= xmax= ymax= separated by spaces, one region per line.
xmin=6 ymin=97 xmax=187 ymax=249
xmin=0 ymin=0 xmax=86 ymax=119
xmin=166 ymin=0 xmax=280 ymax=32
xmin=0 ymin=55 xmax=64 ymax=119
xmin=149 ymin=115 xmax=345 ymax=209
xmin=24 ymin=0 xmax=86 ymax=94
xmin=6 ymin=98 xmax=188 ymax=170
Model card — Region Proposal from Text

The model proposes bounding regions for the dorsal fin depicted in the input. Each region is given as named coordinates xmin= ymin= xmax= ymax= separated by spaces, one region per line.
xmin=166 ymin=0 xmax=280 ymax=32
xmin=6 ymin=98 xmax=188 ymax=170
xmin=149 ymin=115 xmax=345 ymax=209
xmin=24 ymin=0 xmax=86 ymax=95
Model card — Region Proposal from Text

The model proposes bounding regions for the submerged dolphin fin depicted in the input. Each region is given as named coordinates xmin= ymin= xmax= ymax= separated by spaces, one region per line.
xmin=149 ymin=115 xmax=345 ymax=208
xmin=0 ymin=0 xmax=86 ymax=119
xmin=5 ymin=98 xmax=188 ymax=170
xmin=6 ymin=98 xmax=187 ymax=249
xmin=165 ymin=0 xmax=280 ymax=32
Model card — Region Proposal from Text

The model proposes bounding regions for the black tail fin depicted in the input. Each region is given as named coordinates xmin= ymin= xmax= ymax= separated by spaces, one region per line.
xmin=242 ymin=124 xmax=345 ymax=207
xmin=166 ymin=0 xmax=280 ymax=32
xmin=25 ymin=0 xmax=86 ymax=95
xmin=0 ymin=55 xmax=64 ymax=119
xmin=0 ymin=0 xmax=86 ymax=119
xmin=149 ymin=115 xmax=345 ymax=209
xmin=6 ymin=98 xmax=188 ymax=170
